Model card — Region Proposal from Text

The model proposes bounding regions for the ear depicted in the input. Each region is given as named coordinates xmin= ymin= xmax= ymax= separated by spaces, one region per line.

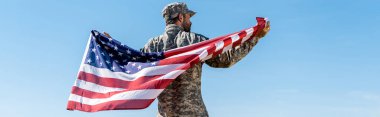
xmin=178 ymin=13 xmax=183 ymax=22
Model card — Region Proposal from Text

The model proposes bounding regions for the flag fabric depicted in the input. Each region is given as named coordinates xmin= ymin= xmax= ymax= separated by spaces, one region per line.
xmin=67 ymin=17 xmax=267 ymax=112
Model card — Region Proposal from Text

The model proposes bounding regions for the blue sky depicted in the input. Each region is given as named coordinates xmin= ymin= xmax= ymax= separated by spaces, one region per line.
xmin=0 ymin=0 xmax=379 ymax=117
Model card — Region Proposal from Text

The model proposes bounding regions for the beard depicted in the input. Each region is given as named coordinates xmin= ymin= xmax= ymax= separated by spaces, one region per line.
xmin=182 ymin=20 xmax=191 ymax=32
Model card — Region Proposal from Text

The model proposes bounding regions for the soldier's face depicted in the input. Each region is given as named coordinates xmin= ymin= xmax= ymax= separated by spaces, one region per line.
xmin=182 ymin=14 xmax=192 ymax=32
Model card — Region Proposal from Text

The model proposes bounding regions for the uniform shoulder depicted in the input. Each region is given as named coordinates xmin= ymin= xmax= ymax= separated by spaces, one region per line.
xmin=177 ymin=31 xmax=209 ymax=41
xmin=175 ymin=31 xmax=209 ymax=47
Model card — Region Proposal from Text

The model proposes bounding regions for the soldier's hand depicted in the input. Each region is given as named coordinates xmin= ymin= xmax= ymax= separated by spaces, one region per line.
xmin=103 ymin=32 xmax=112 ymax=38
xmin=257 ymin=21 xmax=270 ymax=38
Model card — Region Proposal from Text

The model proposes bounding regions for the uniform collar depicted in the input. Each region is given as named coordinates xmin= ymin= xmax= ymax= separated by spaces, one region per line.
xmin=165 ymin=24 xmax=184 ymax=32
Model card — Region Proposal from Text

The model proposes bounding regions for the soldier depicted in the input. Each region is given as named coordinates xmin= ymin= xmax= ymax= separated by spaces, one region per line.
xmin=105 ymin=2 xmax=270 ymax=117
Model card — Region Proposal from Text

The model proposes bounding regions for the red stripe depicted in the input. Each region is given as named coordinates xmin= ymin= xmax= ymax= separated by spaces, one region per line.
xmin=67 ymin=99 xmax=154 ymax=112
xmin=223 ymin=37 xmax=233 ymax=50
xmin=158 ymin=54 xmax=199 ymax=65
xmin=78 ymin=71 xmax=175 ymax=89
xmin=206 ymin=43 xmax=217 ymax=58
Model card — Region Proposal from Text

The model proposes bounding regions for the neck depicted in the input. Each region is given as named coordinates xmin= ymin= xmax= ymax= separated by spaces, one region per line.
xmin=164 ymin=20 xmax=182 ymax=26
xmin=165 ymin=24 xmax=183 ymax=32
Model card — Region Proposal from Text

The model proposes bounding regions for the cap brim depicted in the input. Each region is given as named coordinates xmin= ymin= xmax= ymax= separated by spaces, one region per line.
xmin=187 ymin=10 xmax=196 ymax=17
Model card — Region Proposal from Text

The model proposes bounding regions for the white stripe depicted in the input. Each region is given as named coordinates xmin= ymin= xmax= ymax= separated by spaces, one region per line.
xmin=80 ymin=63 xmax=185 ymax=81
xmin=198 ymin=49 xmax=209 ymax=61
xmin=75 ymin=79 xmax=125 ymax=93
xmin=154 ymin=70 xmax=186 ymax=80
xmin=68 ymin=89 xmax=164 ymax=105
xmin=166 ymin=46 xmax=209 ymax=59
xmin=215 ymin=41 xmax=224 ymax=51
xmin=242 ymin=28 xmax=254 ymax=43
xmin=230 ymin=34 xmax=240 ymax=43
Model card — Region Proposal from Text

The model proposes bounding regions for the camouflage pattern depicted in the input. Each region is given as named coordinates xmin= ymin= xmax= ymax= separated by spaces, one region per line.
xmin=141 ymin=24 xmax=261 ymax=117
xmin=162 ymin=2 xmax=196 ymax=21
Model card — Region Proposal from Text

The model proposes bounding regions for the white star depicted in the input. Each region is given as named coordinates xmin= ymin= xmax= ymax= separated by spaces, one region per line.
xmin=132 ymin=63 xmax=136 ymax=66
xmin=157 ymin=53 xmax=161 ymax=56
xmin=100 ymin=63 xmax=103 ymax=66
xmin=111 ymin=66 xmax=116 ymax=71
xmin=115 ymin=60 xmax=119 ymax=63
xmin=126 ymin=49 xmax=131 ymax=54
xmin=106 ymin=60 xmax=110 ymax=64
xmin=118 ymin=52 xmax=123 ymax=56
xmin=96 ymin=55 xmax=99 ymax=60
xmin=108 ymin=37 xmax=113 ymax=42
xmin=92 ymin=48 xmax=96 ymax=52
xmin=126 ymin=70 xmax=131 ymax=73
xmin=101 ymin=52 xmax=105 ymax=56
xmin=109 ymin=53 xmax=114 ymax=57
xmin=151 ymin=62 xmax=156 ymax=65
xmin=132 ymin=57 xmax=136 ymax=60
xmin=87 ymin=59 xmax=92 ymax=63
xmin=120 ymin=66 xmax=124 ymax=69
xmin=114 ymin=46 xmax=118 ymax=50
xmin=137 ymin=65 xmax=142 ymax=70
xmin=123 ymin=59 xmax=127 ymax=62
xmin=96 ymin=44 xmax=101 ymax=47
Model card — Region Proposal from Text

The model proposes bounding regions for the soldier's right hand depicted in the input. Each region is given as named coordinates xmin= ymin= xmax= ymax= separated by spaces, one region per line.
xmin=103 ymin=32 xmax=112 ymax=38
xmin=257 ymin=21 xmax=270 ymax=38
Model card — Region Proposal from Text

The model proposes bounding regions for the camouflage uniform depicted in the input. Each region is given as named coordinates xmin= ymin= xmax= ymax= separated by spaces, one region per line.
xmin=141 ymin=2 xmax=261 ymax=117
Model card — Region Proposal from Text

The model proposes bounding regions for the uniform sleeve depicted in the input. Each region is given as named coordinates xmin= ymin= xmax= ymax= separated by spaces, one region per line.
xmin=205 ymin=37 xmax=261 ymax=68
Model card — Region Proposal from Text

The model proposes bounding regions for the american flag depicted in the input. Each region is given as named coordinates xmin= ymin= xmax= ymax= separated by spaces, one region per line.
xmin=67 ymin=17 xmax=267 ymax=112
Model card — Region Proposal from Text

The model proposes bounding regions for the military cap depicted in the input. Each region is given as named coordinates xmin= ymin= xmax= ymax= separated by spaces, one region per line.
xmin=162 ymin=2 xmax=196 ymax=20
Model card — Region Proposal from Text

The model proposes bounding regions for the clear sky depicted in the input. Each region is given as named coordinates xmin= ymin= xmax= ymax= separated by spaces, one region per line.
xmin=0 ymin=0 xmax=379 ymax=117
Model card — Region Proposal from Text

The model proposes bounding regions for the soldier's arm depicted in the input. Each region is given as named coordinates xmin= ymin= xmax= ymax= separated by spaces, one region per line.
xmin=179 ymin=32 xmax=260 ymax=68
xmin=179 ymin=32 xmax=261 ymax=68
xmin=205 ymin=22 xmax=270 ymax=68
